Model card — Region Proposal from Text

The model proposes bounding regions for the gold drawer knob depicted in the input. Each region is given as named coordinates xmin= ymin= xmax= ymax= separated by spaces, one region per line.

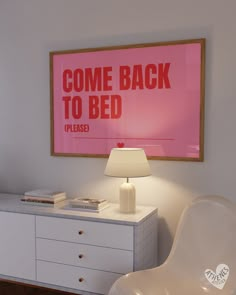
xmin=78 ymin=230 xmax=84 ymax=235
xmin=78 ymin=254 xmax=83 ymax=259
xmin=78 ymin=278 xmax=84 ymax=283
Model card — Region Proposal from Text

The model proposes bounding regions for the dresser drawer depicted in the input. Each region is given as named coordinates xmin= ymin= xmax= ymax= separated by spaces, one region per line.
xmin=36 ymin=216 xmax=133 ymax=250
xmin=36 ymin=238 xmax=133 ymax=273
xmin=37 ymin=260 xmax=121 ymax=294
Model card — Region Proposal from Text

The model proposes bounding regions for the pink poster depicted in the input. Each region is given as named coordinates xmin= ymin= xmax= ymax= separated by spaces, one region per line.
xmin=50 ymin=39 xmax=205 ymax=161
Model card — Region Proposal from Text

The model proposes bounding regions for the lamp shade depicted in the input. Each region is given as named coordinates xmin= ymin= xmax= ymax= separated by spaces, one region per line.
xmin=104 ymin=148 xmax=151 ymax=178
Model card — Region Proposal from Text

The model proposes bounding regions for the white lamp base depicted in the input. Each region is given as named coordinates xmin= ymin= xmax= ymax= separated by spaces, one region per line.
xmin=119 ymin=182 xmax=136 ymax=213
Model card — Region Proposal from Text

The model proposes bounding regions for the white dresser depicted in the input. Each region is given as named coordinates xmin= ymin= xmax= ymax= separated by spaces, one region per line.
xmin=0 ymin=193 xmax=158 ymax=295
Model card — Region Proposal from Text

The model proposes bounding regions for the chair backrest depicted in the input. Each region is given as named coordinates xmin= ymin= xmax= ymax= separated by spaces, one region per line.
xmin=165 ymin=195 xmax=236 ymax=293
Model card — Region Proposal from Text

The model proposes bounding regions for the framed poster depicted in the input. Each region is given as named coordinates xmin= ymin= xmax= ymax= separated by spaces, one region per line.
xmin=50 ymin=38 xmax=205 ymax=161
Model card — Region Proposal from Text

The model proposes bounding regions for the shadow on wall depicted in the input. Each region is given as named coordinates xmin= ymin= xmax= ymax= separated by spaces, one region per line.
xmin=158 ymin=217 xmax=173 ymax=265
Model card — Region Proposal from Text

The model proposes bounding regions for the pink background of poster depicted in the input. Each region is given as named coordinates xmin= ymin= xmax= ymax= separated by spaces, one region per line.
xmin=51 ymin=41 xmax=204 ymax=160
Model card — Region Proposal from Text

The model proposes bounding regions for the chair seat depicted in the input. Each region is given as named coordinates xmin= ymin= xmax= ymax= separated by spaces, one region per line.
xmin=109 ymin=266 xmax=230 ymax=295
xmin=108 ymin=196 xmax=236 ymax=295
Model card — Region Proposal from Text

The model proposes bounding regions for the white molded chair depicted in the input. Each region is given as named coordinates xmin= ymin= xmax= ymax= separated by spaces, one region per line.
xmin=108 ymin=195 xmax=236 ymax=295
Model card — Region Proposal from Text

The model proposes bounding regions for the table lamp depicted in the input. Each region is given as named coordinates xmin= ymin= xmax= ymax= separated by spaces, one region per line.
xmin=104 ymin=148 xmax=151 ymax=213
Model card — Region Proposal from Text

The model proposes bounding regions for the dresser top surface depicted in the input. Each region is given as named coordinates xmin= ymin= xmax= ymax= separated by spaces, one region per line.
xmin=0 ymin=193 xmax=157 ymax=225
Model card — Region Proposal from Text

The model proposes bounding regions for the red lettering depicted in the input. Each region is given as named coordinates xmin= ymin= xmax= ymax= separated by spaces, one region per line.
xmin=132 ymin=65 xmax=144 ymax=90
xmin=74 ymin=69 xmax=83 ymax=92
xmin=145 ymin=64 xmax=157 ymax=89
xmin=89 ymin=96 xmax=100 ymax=119
xmin=72 ymin=96 xmax=82 ymax=119
xmin=158 ymin=63 xmax=171 ymax=88
xmin=89 ymin=95 xmax=122 ymax=119
xmin=119 ymin=63 xmax=171 ymax=90
xmin=111 ymin=95 xmax=122 ymax=119
xmin=63 ymin=67 xmax=113 ymax=93
xmin=103 ymin=67 xmax=112 ymax=91
xmin=64 ymin=124 xmax=90 ymax=133
xmin=62 ymin=96 xmax=82 ymax=119
xmin=63 ymin=70 xmax=73 ymax=92
xmin=85 ymin=68 xmax=102 ymax=91
xmin=119 ymin=66 xmax=131 ymax=90
xmin=62 ymin=96 xmax=71 ymax=119
xmin=100 ymin=95 xmax=110 ymax=119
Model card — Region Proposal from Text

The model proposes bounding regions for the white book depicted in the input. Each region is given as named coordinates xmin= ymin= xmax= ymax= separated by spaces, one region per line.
xmin=70 ymin=198 xmax=108 ymax=209
xmin=24 ymin=189 xmax=66 ymax=199
xmin=20 ymin=199 xmax=65 ymax=208
xmin=21 ymin=195 xmax=66 ymax=203
xmin=64 ymin=204 xmax=110 ymax=213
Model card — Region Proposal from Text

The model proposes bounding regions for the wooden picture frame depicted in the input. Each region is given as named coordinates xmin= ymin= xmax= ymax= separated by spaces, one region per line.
xmin=50 ymin=38 xmax=205 ymax=161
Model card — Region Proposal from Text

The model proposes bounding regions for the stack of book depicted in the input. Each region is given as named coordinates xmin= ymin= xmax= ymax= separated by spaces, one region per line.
xmin=69 ymin=198 xmax=109 ymax=212
xmin=21 ymin=189 xmax=67 ymax=207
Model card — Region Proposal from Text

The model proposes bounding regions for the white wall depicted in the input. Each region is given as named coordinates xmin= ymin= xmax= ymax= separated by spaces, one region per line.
xmin=0 ymin=0 xmax=236 ymax=263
